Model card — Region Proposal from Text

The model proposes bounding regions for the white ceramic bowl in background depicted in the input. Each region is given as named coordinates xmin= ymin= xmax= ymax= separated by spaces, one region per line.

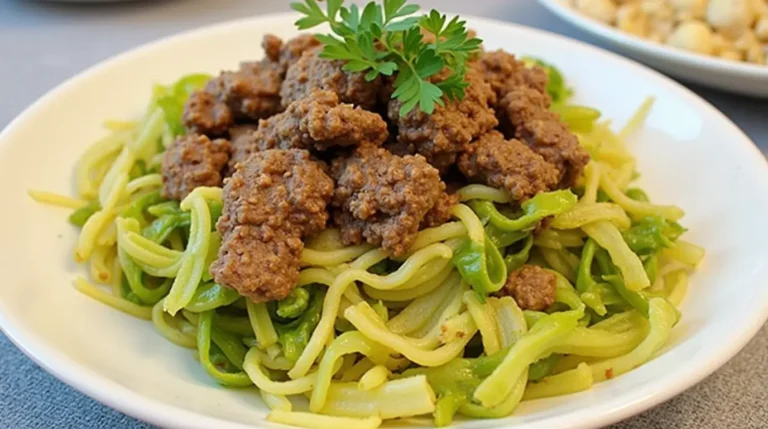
xmin=1 ymin=12 xmax=768 ymax=429
xmin=537 ymin=0 xmax=768 ymax=97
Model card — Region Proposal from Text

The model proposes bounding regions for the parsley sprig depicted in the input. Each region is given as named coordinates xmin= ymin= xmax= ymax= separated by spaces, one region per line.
xmin=290 ymin=0 xmax=482 ymax=116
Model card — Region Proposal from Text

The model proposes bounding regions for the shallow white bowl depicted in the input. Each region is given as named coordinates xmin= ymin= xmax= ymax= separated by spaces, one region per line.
xmin=1 ymin=12 xmax=768 ymax=429
xmin=537 ymin=0 xmax=768 ymax=97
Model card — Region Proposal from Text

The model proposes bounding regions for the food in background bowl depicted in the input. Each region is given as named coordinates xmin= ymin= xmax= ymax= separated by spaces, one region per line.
xmin=570 ymin=0 xmax=768 ymax=64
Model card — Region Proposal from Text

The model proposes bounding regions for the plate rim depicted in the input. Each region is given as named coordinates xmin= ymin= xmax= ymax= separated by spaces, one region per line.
xmin=537 ymin=0 xmax=768 ymax=78
xmin=1 ymin=11 xmax=768 ymax=429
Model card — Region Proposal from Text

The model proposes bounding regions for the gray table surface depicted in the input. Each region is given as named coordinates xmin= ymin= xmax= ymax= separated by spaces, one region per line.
xmin=0 ymin=0 xmax=766 ymax=428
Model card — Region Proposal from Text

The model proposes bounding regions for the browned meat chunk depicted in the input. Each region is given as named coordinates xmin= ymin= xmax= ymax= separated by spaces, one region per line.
xmin=210 ymin=224 xmax=303 ymax=303
xmin=227 ymin=125 xmax=259 ymax=174
xmin=225 ymin=91 xmax=387 ymax=172
xmin=161 ymin=134 xmax=231 ymax=201
xmin=183 ymin=61 xmax=282 ymax=135
xmin=281 ymin=49 xmax=382 ymax=110
xmin=262 ymin=34 xmax=283 ymax=63
xmin=255 ymin=90 xmax=388 ymax=152
xmin=458 ymin=131 xmax=559 ymax=202
xmin=208 ymin=61 xmax=283 ymax=121
xmin=262 ymin=34 xmax=322 ymax=74
xmin=218 ymin=149 xmax=334 ymax=237
xmin=470 ymin=50 xmax=590 ymax=188
xmin=421 ymin=192 xmax=459 ymax=228
xmin=387 ymin=67 xmax=497 ymax=171
xmin=471 ymin=50 xmax=548 ymax=106
xmin=500 ymin=87 xmax=589 ymax=188
xmin=496 ymin=265 xmax=556 ymax=311
xmin=382 ymin=139 xmax=416 ymax=157
xmin=332 ymin=145 xmax=445 ymax=256
xmin=212 ymin=149 xmax=334 ymax=302
xmin=182 ymin=91 xmax=234 ymax=137
xmin=185 ymin=34 xmax=319 ymax=136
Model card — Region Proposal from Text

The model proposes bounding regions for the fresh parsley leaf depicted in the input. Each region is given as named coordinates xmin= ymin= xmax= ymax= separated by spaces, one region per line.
xmin=289 ymin=2 xmax=313 ymax=16
xmin=420 ymin=10 xmax=443 ymax=34
xmin=303 ymin=0 xmax=325 ymax=17
xmin=415 ymin=48 xmax=444 ymax=78
xmin=360 ymin=2 xmax=382 ymax=31
xmin=386 ymin=16 xmax=420 ymax=32
xmin=436 ymin=66 xmax=469 ymax=101
xmin=384 ymin=0 xmax=405 ymax=21
xmin=326 ymin=0 xmax=343 ymax=20
xmin=291 ymin=0 xmax=482 ymax=116
xmin=340 ymin=5 xmax=360 ymax=33
xmin=419 ymin=81 xmax=442 ymax=114
xmin=295 ymin=15 xmax=326 ymax=30
xmin=376 ymin=61 xmax=397 ymax=75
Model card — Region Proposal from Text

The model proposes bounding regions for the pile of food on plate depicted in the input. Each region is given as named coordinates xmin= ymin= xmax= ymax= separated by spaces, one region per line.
xmin=571 ymin=0 xmax=768 ymax=64
xmin=30 ymin=0 xmax=705 ymax=427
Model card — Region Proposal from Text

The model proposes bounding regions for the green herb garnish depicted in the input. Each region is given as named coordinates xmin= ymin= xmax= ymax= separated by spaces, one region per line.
xmin=290 ymin=0 xmax=482 ymax=116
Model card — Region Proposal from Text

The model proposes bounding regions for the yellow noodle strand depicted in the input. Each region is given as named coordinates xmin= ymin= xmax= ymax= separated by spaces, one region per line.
xmin=288 ymin=244 xmax=453 ymax=379
xmin=73 ymin=277 xmax=151 ymax=320
xmin=267 ymin=410 xmax=382 ymax=429
xmin=457 ymin=184 xmax=511 ymax=203
xmin=344 ymin=302 xmax=476 ymax=367
xmin=27 ymin=190 xmax=88 ymax=209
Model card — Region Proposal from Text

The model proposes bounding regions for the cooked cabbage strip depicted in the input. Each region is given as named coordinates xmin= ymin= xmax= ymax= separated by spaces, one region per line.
xmin=408 ymin=283 xmax=466 ymax=347
xmin=600 ymin=172 xmax=684 ymax=221
xmin=522 ymin=362 xmax=593 ymax=401
xmin=318 ymin=376 xmax=436 ymax=419
xmin=459 ymin=373 xmax=527 ymax=418
xmin=590 ymin=298 xmax=676 ymax=382
xmin=163 ymin=189 xmax=214 ymax=315
xmin=464 ymin=291 xmax=502 ymax=355
xmin=474 ymin=310 xmax=581 ymax=407
xmin=552 ymin=202 xmax=631 ymax=230
xmin=583 ymin=220 xmax=650 ymax=291
xmin=663 ymin=240 xmax=705 ymax=267
xmin=267 ymin=411 xmax=383 ymax=429
xmin=386 ymin=274 xmax=457 ymax=335
xmin=310 ymin=331 xmax=394 ymax=412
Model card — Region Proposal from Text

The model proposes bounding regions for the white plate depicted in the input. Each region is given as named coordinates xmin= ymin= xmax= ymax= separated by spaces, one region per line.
xmin=1 ymin=12 xmax=768 ymax=429
xmin=537 ymin=0 xmax=768 ymax=97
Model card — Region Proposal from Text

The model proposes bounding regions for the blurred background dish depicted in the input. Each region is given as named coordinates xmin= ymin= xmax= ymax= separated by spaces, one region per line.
xmin=538 ymin=0 xmax=768 ymax=97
